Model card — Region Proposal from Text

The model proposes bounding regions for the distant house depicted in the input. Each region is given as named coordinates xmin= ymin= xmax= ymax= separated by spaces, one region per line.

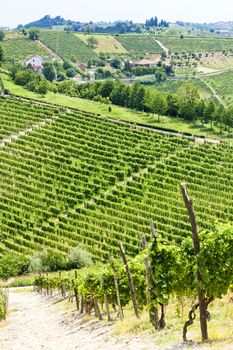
xmin=25 ymin=56 xmax=43 ymax=72
xmin=132 ymin=59 xmax=157 ymax=67
xmin=76 ymin=62 xmax=87 ymax=72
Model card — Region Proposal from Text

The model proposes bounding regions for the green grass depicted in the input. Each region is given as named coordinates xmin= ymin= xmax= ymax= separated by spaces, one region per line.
xmin=39 ymin=30 xmax=98 ymax=62
xmin=1 ymin=37 xmax=50 ymax=63
xmin=1 ymin=73 xmax=224 ymax=139
xmin=77 ymin=34 xmax=127 ymax=54
xmin=114 ymin=295 xmax=233 ymax=349
xmin=159 ymin=36 xmax=233 ymax=53
xmin=117 ymin=35 xmax=163 ymax=56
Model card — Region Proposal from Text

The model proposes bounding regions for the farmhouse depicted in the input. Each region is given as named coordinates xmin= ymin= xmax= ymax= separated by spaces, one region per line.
xmin=25 ymin=55 xmax=43 ymax=72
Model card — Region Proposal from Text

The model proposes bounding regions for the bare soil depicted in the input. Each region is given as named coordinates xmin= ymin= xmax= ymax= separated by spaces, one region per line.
xmin=0 ymin=288 xmax=155 ymax=350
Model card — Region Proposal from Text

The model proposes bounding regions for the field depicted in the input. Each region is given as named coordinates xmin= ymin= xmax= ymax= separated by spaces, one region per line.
xmin=2 ymin=73 xmax=224 ymax=139
xmin=203 ymin=71 xmax=233 ymax=106
xmin=1 ymin=37 xmax=50 ymax=63
xmin=200 ymin=52 xmax=233 ymax=70
xmin=39 ymin=30 xmax=98 ymax=62
xmin=159 ymin=36 xmax=233 ymax=53
xmin=152 ymin=78 xmax=213 ymax=99
xmin=1 ymin=95 xmax=233 ymax=261
xmin=77 ymin=34 xmax=127 ymax=54
xmin=117 ymin=35 xmax=163 ymax=56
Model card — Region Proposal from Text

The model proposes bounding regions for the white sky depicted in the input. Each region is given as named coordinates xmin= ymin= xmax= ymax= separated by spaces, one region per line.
xmin=1 ymin=0 xmax=233 ymax=28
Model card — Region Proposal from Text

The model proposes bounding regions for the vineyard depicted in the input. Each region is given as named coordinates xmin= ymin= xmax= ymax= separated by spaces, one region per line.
xmin=39 ymin=31 xmax=98 ymax=62
xmin=203 ymin=71 xmax=233 ymax=106
xmin=117 ymin=35 xmax=163 ymax=55
xmin=1 ymin=37 xmax=50 ymax=63
xmin=0 ymin=95 xmax=233 ymax=262
xmin=159 ymin=36 xmax=233 ymax=53
xmin=153 ymin=78 xmax=212 ymax=98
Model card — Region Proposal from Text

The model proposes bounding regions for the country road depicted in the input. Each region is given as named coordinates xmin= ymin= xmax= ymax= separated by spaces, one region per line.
xmin=0 ymin=288 xmax=156 ymax=350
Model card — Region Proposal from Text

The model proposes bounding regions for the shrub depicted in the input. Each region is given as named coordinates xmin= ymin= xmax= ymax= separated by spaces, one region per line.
xmin=29 ymin=250 xmax=66 ymax=273
xmin=0 ymin=254 xmax=30 ymax=280
xmin=67 ymin=247 xmax=93 ymax=269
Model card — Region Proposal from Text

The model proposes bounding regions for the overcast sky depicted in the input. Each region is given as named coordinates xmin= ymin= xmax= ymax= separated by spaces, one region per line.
xmin=1 ymin=0 xmax=233 ymax=28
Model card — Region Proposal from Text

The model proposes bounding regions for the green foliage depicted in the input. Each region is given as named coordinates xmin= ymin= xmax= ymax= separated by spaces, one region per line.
xmin=0 ymin=290 xmax=7 ymax=320
xmin=0 ymin=254 xmax=29 ymax=280
xmin=37 ymin=79 xmax=48 ymax=95
xmin=42 ymin=62 xmax=57 ymax=82
xmin=0 ymin=44 xmax=3 ymax=62
xmin=87 ymin=36 xmax=98 ymax=48
xmin=29 ymin=250 xmax=66 ymax=273
xmin=28 ymin=28 xmax=40 ymax=41
xmin=0 ymin=31 xmax=5 ymax=41
xmin=67 ymin=247 xmax=93 ymax=269
xmin=66 ymin=67 xmax=76 ymax=78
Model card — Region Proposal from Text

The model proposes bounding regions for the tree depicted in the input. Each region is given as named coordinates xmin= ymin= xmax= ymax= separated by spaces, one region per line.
xmin=177 ymin=82 xmax=201 ymax=120
xmin=0 ymin=31 xmax=5 ymax=41
xmin=14 ymin=69 xmax=35 ymax=86
xmin=214 ymin=104 xmax=225 ymax=133
xmin=128 ymin=82 xmax=146 ymax=110
xmin=87 ymin=36 xmax=98 ymax=48
xmin=28 ymin=28 xmax=40 ymax=41
xmin=110 ymin=58 xmax=121 ymax=69
xmin=66 ymin=68 xmax=76 ymax=77
xmin=37 ymin=80 xmax=48 ymax=96
xmin=144 ymin=90 xmax=167 ymax=121
xmin=167 ymin=93 xmax=179 ymax=117
xmin=109 ymin=81 xmax=130 ymax=107
xmin=85 ymin=24 xmax=93 ymax=33
xmin=42 ymin=62 xmax=57 ymax=82
xmin=0 ymin=44 xmax=3 ymax=62
xmin=204 ymin=99 xmax=216 ymax=127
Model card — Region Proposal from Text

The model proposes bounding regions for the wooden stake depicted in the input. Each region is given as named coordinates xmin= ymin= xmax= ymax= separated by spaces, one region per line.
xmin=73 ymin=270 xmax=79 ymax=311
xmin=100 ymin=274 xmax=111 ymax=321
xmin=141 ymin=236 xmax=159 ymax=329
xmin=119 ymin=242 xmax=140 ymax=319
xmin=180 ymin=183 xmax=208 ymax=342
xmin=111 ymin=258 xmax=124 ymax=321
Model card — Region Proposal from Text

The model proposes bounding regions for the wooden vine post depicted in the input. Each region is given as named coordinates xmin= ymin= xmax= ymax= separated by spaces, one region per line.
xmin=141 ymin=235 xmax=159 ymax=329
xmin=110 ymin=257 xmax=124 ymax=321
xmin=73 ymin=270 xmax=79 ymax=311
xmin=119 ymin=242 xmax=140 ymax=319
xmin=180 ymin=183 xmax=208 ymax=342
xmin=100 ymin=274 xmax=111 ymax=321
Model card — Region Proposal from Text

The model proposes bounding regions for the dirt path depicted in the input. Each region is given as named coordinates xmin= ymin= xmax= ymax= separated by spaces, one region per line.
xmin=0 ymin=289 xmax=156 ymax=350
xmin=36 ymin=40 xmax=63 ymax=62
xmin=155 ymin=39 xmax=169 ymax=55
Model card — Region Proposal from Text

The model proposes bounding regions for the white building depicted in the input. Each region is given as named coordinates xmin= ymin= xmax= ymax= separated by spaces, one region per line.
xmin=25 ymin=56 xmax=43 ymax=72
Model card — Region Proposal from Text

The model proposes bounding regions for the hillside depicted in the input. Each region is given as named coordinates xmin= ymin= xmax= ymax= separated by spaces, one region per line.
xmin=1 ymin=35 xmax=51 ymax=63
xmin=39 ymin=30 xmax=98 ymax=62
xmin=0 ymin=95 xmax=233 ymax=260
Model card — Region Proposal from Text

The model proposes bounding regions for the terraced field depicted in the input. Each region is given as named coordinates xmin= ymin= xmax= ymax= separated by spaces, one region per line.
xmin=39 ymin=31 xmax=98 ymax=62
xmin=1 ymin=37 xmax=50 ymax=63
xmin=117 ymin=35 xmax=163 ymax=55
xmin=159 ymin=36 xmax=233 ymax=53
xmin=1 ymin=96 xmax=233 ymax=261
